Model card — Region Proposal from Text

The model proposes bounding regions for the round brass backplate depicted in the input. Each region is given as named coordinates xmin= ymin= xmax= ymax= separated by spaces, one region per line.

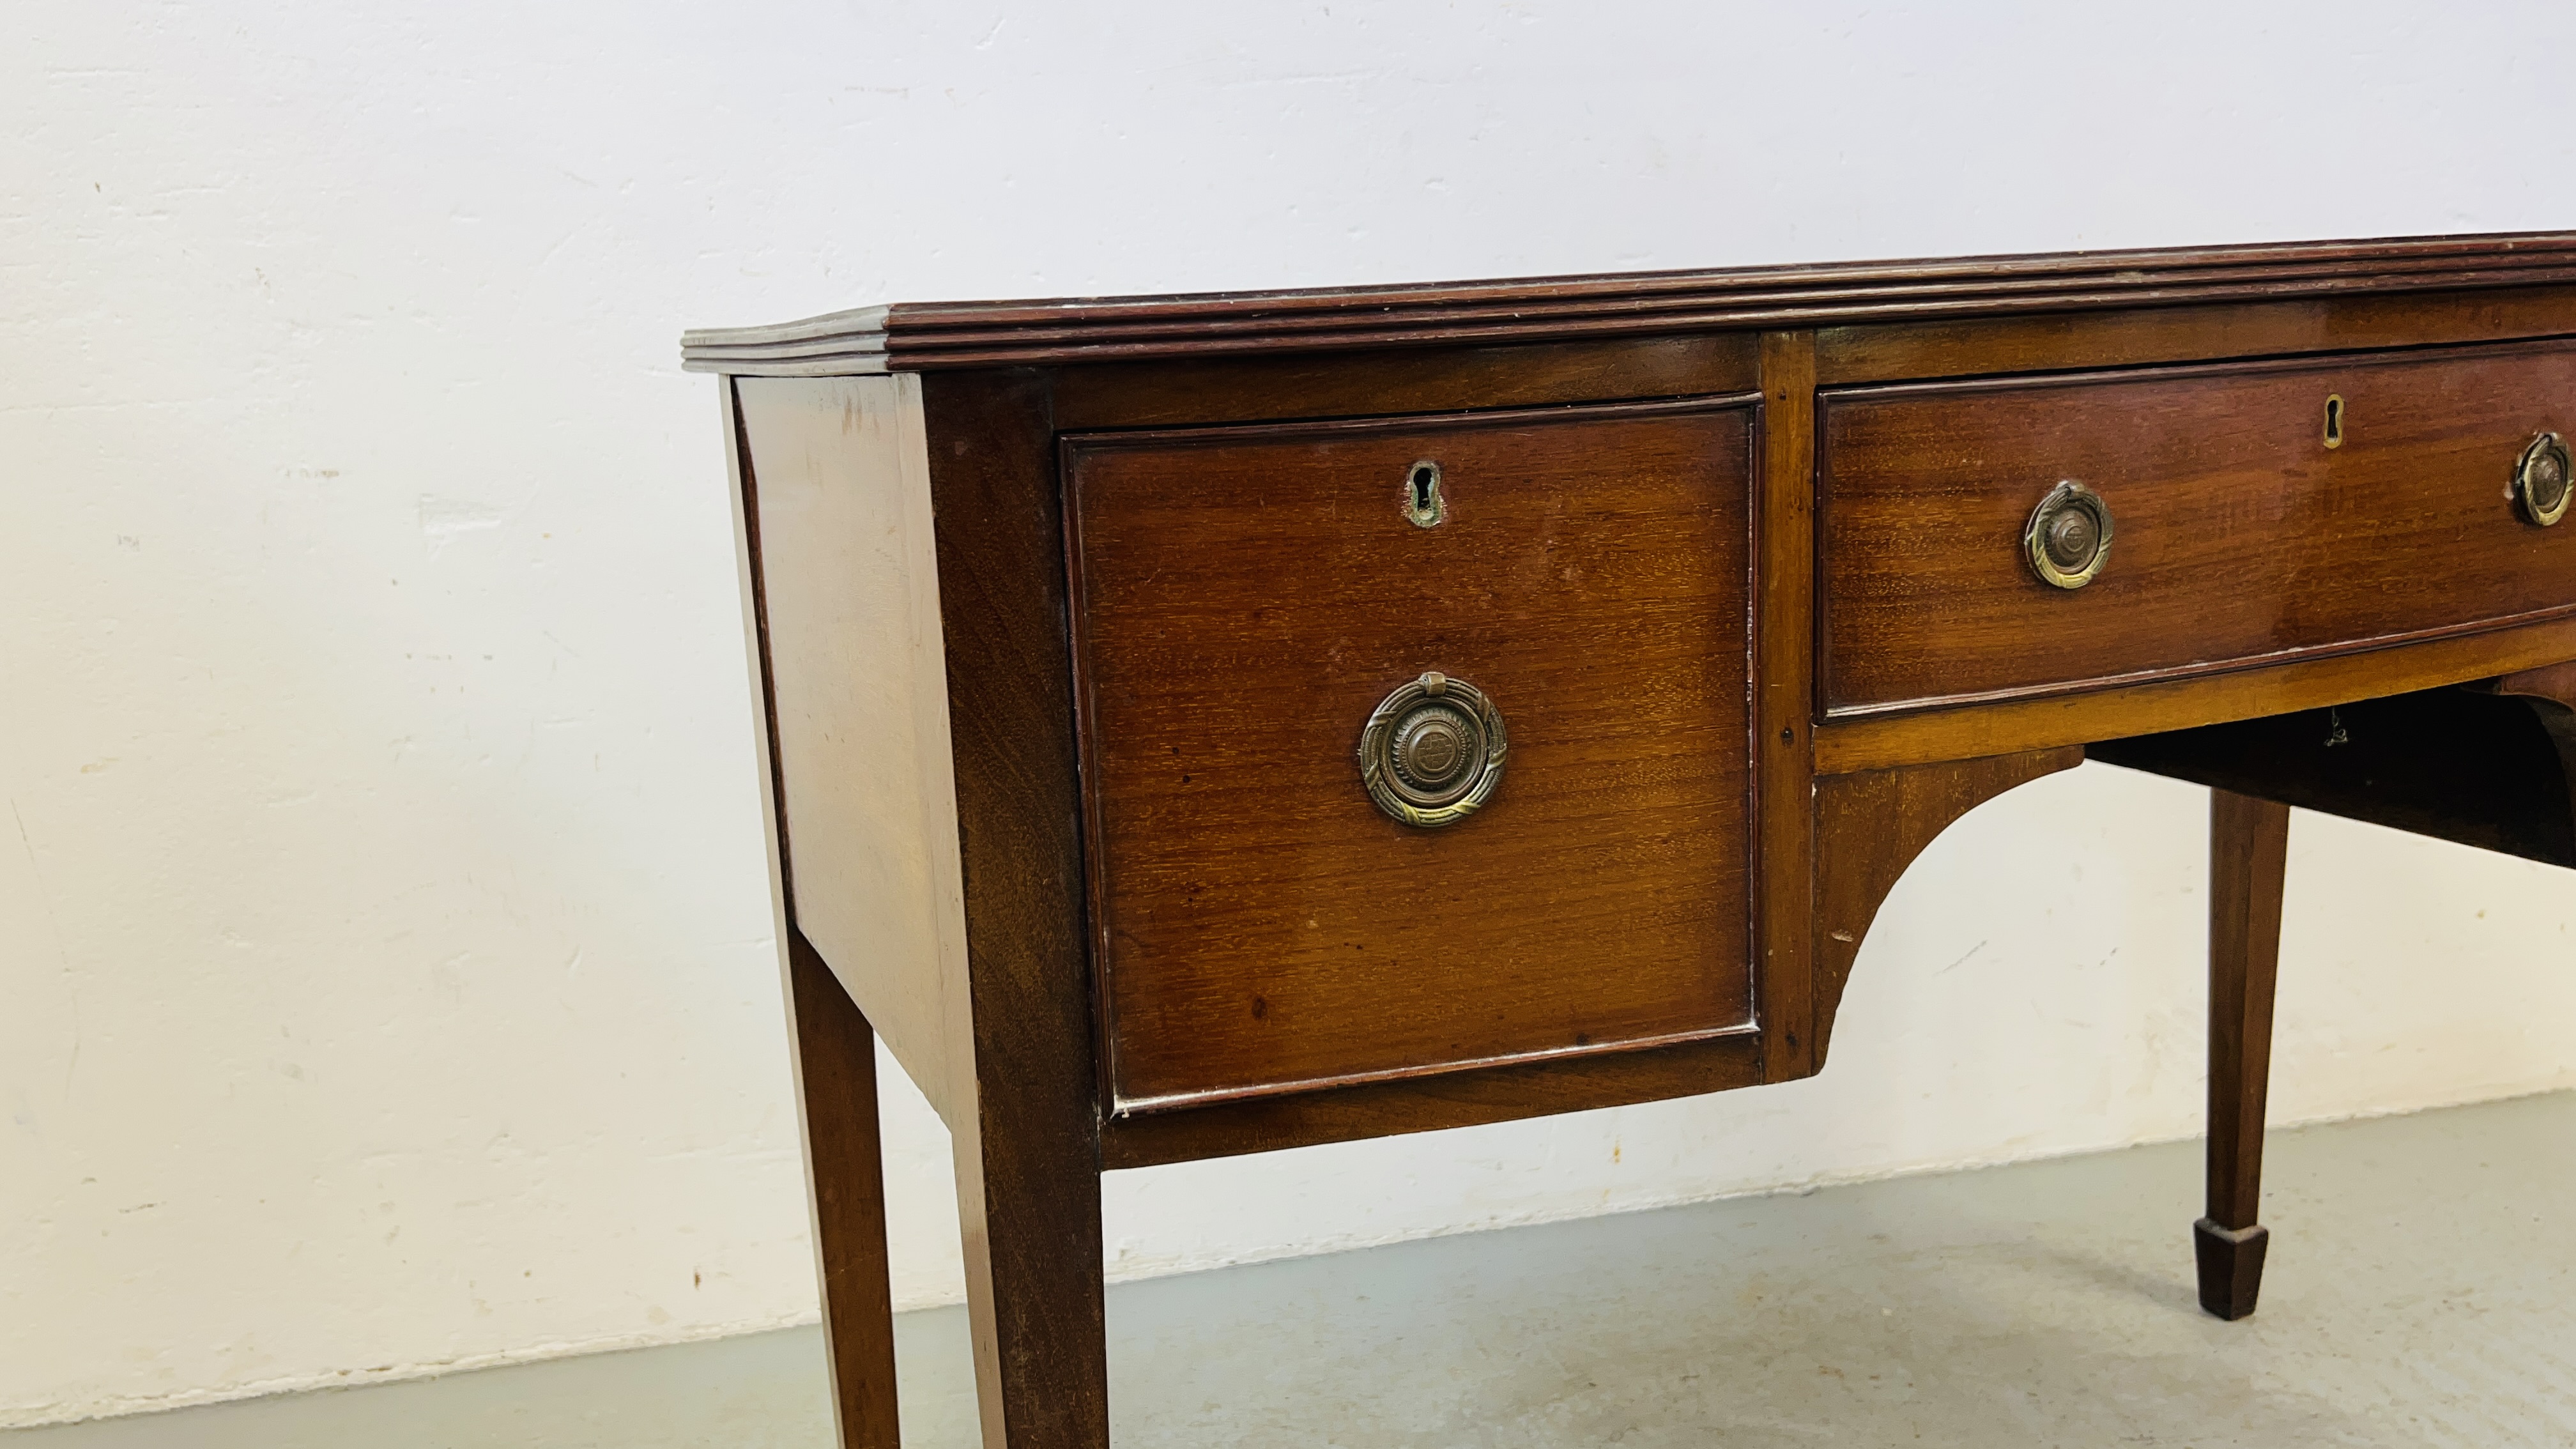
xmin=2023 ymin=479 xmax=2114 ymax=590
xmin=1358 ymin=671 xmax=1507 ymax=828
xmin=2517 ymin=432 xmax=2571 ymax=527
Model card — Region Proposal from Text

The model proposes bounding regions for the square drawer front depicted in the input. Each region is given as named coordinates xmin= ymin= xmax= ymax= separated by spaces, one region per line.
xmin=1065 ymin=399 xmax=1756 ymax=1112
xmin=1821 ymin=341 xmax=2576 ymax=715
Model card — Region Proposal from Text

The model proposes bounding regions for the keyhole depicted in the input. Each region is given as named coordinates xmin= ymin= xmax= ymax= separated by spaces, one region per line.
xmin=1404 ymin=460 xmax=1445 ymax=528
xmin=2323 ymin=394 xmax=2344 ymax=449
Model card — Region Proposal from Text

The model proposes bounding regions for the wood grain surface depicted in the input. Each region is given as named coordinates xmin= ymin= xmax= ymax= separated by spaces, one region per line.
xmin=1050 ymin=334 xmax=1759 ymax=430
xmin=1823 ymin=339 xmax=2576 ymax=714
xmin=683 ymin=231 xmax=2576 ymax=374
xmin=702 ymin=238 xmax=2576 ymax=1446
xmin=2486 ymin=657 xmax=2576 ymax=712
xmin=1754 ymin=333 xmax=1820 ymax=1078
xmin=732 ymin=381 xmax=903 ymax=1449
xmin=2199 ymin=790 xmax=2290 ymax=1321
xmin=1815 ymin=284 xmax=2576 ymax=385
xmin=1099 ymin=1032 xmax=1763 ymax=1170
xmin=919 ymin=372 xmax=1111 ymax=1449
xmin=1066 ymin=399 xmax=1759 ymax=1110
xmin=785 ymin=932 xmax=903 ymax=1449
xmin=1813 ymin=611 xmax=2576 ymax=774
xmin=733 ymin=374 xmax=966 ymax=1122
xmin=1809 ymin=749 xmax=2085 ymax=1064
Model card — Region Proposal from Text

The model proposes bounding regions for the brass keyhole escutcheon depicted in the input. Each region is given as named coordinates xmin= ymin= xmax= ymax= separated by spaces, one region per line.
xmin=2518 ymin=432 xmax=2571 ymax=527
xmin=1403 ymin=460 xmax=1446 ymax=528
xmin=2324 ymin=394 xmax=2345 ymax=449
xmin=2023 ymin=479 xmax=2115 ymax=590
xmin=1359 ymin=670 xmax=1506 ymax=827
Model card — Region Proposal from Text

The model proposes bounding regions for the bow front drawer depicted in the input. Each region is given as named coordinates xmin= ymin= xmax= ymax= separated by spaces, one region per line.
xmin=1820 ymin=341 xmax=2576 ymax=716
xmin=1064 ymin=399 xmax=1759 ymax=1112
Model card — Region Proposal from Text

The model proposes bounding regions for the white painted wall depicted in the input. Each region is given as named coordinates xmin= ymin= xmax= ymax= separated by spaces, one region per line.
xmin=10 ymin=0 xmax=2576 ymax=1428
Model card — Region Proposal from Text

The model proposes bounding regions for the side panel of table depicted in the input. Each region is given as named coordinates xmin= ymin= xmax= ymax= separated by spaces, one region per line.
xmin=735 ymin=371 xmax=1115 ymax=1448
xmin=733 ymin=373 xmax=969 ymax=1119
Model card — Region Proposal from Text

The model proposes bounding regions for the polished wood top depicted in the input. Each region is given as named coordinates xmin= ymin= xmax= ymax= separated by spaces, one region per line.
xmin=682 ymin=231 xmax=2576 ymax=375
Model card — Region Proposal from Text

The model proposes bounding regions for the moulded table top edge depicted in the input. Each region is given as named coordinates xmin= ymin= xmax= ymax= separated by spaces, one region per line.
xmin=681 ymin=231 xmax=2576 ymax=373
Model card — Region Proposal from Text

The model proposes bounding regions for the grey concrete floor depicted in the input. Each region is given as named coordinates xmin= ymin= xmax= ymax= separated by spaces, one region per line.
xmin=16 ymin=1089 xmax=2576 ymax=1447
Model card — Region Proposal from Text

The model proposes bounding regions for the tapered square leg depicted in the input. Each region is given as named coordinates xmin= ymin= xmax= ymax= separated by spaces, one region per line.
xmin=950 ymin=1066 xmax=1110 ymax=1448
xmin=786 ymin=930 xmax=903 ymax=1448
xmin=2202 ymin=789 xmax=2289 ymax=1321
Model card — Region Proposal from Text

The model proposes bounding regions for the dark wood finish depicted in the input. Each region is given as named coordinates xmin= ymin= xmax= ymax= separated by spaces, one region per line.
xmin=2200 ymin=790 xmax=2290 ymax=1321
xmin=698 ymin=233 xmax=2576 ymax=1446
xmin=1810 ymin=749 xmax=2086 ymax=1063
xmin=1101 ymin=1031 xmax=1761 ymax=1170
xmin=731 ymin=374 xmax=970 ymax=1123
xmin=1814 ymin=611 xmax=2576 ymax=774
xmin=786 ymin=932 xmax=903 ymax=1448
xmin=732 ymin=380 xmax=903 ymax=1449
xmin=726 ymin=374 xmax=790 ymax=901
xmin=1816 ymin=284 xmax=2576 ymax=385
xmin=684 ymin=233 xmax=2576 ymax=374
xmin=2195 ymin=1218 xmax=2271 ymax=1326
xmin=919 ymin=372 xmax=1111 ymax=1449
xmin=733 ymin=381 xmax=907 ymax=1448
xmin=1064 ymin=400 xmax=1759 ymax=1111
xmin=2480 ymin=665 xmax=2576 ymax=793
xmin=2092 ymin=687 xmax=2576 ymax=866
xmin=2487 ymin=658 xmax=2576 ymax=712
xmin=1823 ymin=340 xmax=2576 ymax=716
xmin=1756 ymin=333 xmax=1820 ymax=1077
xmin=1051 ymin=334 xmax=1758 ymax=429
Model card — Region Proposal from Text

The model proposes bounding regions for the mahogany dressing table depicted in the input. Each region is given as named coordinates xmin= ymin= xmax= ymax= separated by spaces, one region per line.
xmin=683 ymin=232 xmax=2576 ymax=1447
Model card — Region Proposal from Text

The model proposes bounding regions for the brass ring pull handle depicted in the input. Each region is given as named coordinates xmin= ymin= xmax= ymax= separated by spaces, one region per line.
xmin=2517 ymin=432 xmax=2570 ymax=527
xmin=1359 ymin=671 xmax=1507 ymax=828
xmin=2024 ymin=480 xmax=2114 ymax=590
